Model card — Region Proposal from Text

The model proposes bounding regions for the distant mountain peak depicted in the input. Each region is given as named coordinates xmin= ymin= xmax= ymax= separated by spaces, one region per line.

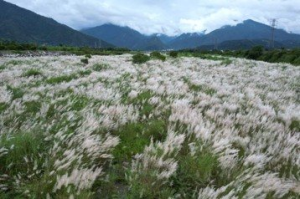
xmin=243 ymin=19 xmax=257 ymax=23
xmin=81 ymin=23 xmax=167 ymax=50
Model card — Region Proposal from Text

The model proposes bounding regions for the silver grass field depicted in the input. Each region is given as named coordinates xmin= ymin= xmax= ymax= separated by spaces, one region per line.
xmin=0 ymin=54 xmax=299 ymax=198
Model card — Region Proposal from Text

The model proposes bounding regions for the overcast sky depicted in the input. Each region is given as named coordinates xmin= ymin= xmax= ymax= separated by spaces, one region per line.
xmin=5 ymin=0 xmax=300 ymax=36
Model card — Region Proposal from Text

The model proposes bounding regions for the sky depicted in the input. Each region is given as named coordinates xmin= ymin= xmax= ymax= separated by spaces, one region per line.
xmin=5 ymin=0 xmax=300 ymax=36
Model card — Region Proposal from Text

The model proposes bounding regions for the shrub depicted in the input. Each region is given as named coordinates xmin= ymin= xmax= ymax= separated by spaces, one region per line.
xmin=132 ymin=53 xmax=150 ymax=64
xmin=169 ymin=51 xmax=178 ymax=58
xmin=81 ymin=58 xmax=89 ymax=65
xmin=85 ymin=54 xmax=92 ymax=59
xmin=150 ymin=51 xmax=166 ymax=61
xmin=246 ymin=46 xmax=264 ymax=60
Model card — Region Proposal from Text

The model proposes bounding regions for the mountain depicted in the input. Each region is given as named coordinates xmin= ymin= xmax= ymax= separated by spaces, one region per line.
xmin=1 ymin=1 xmax=299 ymax=51
xmin=152 ymin=34 xmax=177 ymax=44
xmin=168 ymin=33 xmax=205 ymax=49
xmin=83 ymin=20 xmax=300 ymax=51
xmin=81 ymin=24 xmax=144 ymax=49
xmin=81 ymin=24 xmax=166 ymax=50
xmin=135 ymin=36 xmax=166 ymax=51
xmin=0 ymin=0 xmax=112 ymax=47
xmin=81 ymin=24 xmax=165 ymax=50
xmin=169 ymin=20 xmax=300 ymax=50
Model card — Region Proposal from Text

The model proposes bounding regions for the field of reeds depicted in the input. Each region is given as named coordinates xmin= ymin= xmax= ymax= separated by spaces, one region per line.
xmin=0 ymin=54 xmax=299 ymax=198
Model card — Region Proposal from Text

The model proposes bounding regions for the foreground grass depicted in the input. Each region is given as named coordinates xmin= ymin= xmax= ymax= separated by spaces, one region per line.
xmin=0 ymin=55 xmax=299 ymax=198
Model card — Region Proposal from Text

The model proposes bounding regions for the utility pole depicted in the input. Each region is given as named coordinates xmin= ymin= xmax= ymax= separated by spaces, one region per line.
xmin=270 ymin=19 xmax=277 ymax=49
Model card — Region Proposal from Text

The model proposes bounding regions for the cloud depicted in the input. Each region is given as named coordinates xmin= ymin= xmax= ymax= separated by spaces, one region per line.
xmin=5 ymin=0 xmax=300 ymax=35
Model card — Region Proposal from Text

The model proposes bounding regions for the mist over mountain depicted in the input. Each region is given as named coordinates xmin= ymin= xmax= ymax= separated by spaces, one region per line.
xmin=0 ymin=0 xmax=112 ymax=47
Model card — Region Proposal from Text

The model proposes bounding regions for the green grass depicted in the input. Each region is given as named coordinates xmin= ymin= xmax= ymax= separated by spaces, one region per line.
xmin=1 ymin=55 xmax=299 ymax=198
xmin=24 ymin=101 xmax=42 ymax=114
xmin=183 ymin=78 xmax=217 ymax=95
xmin=126 ymin=90 xmax=156 ymax=117
xmin=23 ymin=69 xmax=43 ymax=77
xmin=289 ymin=120 xmax=300 ymax=132
xmin=92 ymin=63 xmax=109 ymax=71
xmin=112 ymin=119 xmax=168 ymax=163
xmin=221 ymin=58 xmax=233 ymax=66
xmin=0 ymin=103 xmax=8 ymax=113
xmin=173 ymin=150 xmax=219 ymax=195
xmin=5 ymin=60 xmax=24 ymax=66
xmin=6 ymin=86 xmax=25 ymax=100
xmin=94 ymin=116 xmax=169 ymax=198
xmin=0 ymin=131 xmax=47 ymax=177
xmin=46 ymin=74 xmax=78 ymax=84
xmin=78 ymin=70 xmax=92 ymax=76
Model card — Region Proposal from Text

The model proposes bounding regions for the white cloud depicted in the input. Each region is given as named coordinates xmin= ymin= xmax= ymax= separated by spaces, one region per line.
xmin=5 ymin=0 xmax=300 ymax=35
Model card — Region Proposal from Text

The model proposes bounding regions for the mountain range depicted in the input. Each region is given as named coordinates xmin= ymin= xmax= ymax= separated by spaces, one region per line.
xmin=1 ymin=0 xmax=300 ymax=50
xmin=81 ymin=24 xmax=166 ymax=50
xmin=0 ymin=0 xmax=112 ymax=48
xmin=82 ymin=20 xmax=300 ymax=50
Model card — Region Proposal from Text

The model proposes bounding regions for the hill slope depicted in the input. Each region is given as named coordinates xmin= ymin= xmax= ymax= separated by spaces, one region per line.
xmin=81 ymin=24 xmax=166 ymax=50
xmin=0 ymin=0 xmax=112 ymax=47
xmin=169 ymin=20 xmax=300 ymax=50
xmin=81 ymin=24 xmax=144 ymax=49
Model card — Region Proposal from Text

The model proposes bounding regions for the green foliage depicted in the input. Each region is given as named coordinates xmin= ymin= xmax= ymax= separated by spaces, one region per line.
xmin=5 ymin=60 xmax=24 ymax=66
xmin=92 ymin=63 xmax=109 ymax=71
xmin=132 ymin=53 xmax=150 ymax=64
xmin=0 ymin=103 xmax=8 ymax=114
xmin=46 ymin=74 xmax=77 ymax=84
xmin=0 ymin=65 xmax=5 ymax=71
xmin=81 ymin=58 xmax=89 ymax=65
xmin=173 ymin=150 xmax=219 ymax=195
xmin=85 ymin=54 xmax=92 ymax=58
xmin=221 ymin=58 xmax=233 ymax=66
xmin=169 ymin=51 xmax=178 ymax=58
xmin=246 ymin=46 xmax=264 ymax=60
xmin=112 ymin=120 xmax=167 ymax=163
xmin=127 ymin=170 xmax=175 ymax=198
xmin=23 ymin=69 xmax=43 ymax=77
xmin=0 ymin=41 xmax=131 ymax=55
xmin=0 ymin=41 xmax=38 ymax=51
xmin=24 ymin=101 xmax=42 ymax=114
xmin=6 ymin=86 xmax=24 ymax=100
xmin=127 ymin=90 xmax=156 ymax=117
xmin=78 ymin=70 xmax=92 ymax=76
xmin=261 ymin=49 xmax=300 ymax=65
xmin=70 ymin=95 xmax=90 ymax=111
xmin=177 ymin=48 xmax=300 ymax=66
xmin=290 ymin=120 xmax=300 ymax=132
xmin=150 ymin=51 xmax=166 ymax=61
xmin=0 ymin=131 xmax=46 ymax=178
